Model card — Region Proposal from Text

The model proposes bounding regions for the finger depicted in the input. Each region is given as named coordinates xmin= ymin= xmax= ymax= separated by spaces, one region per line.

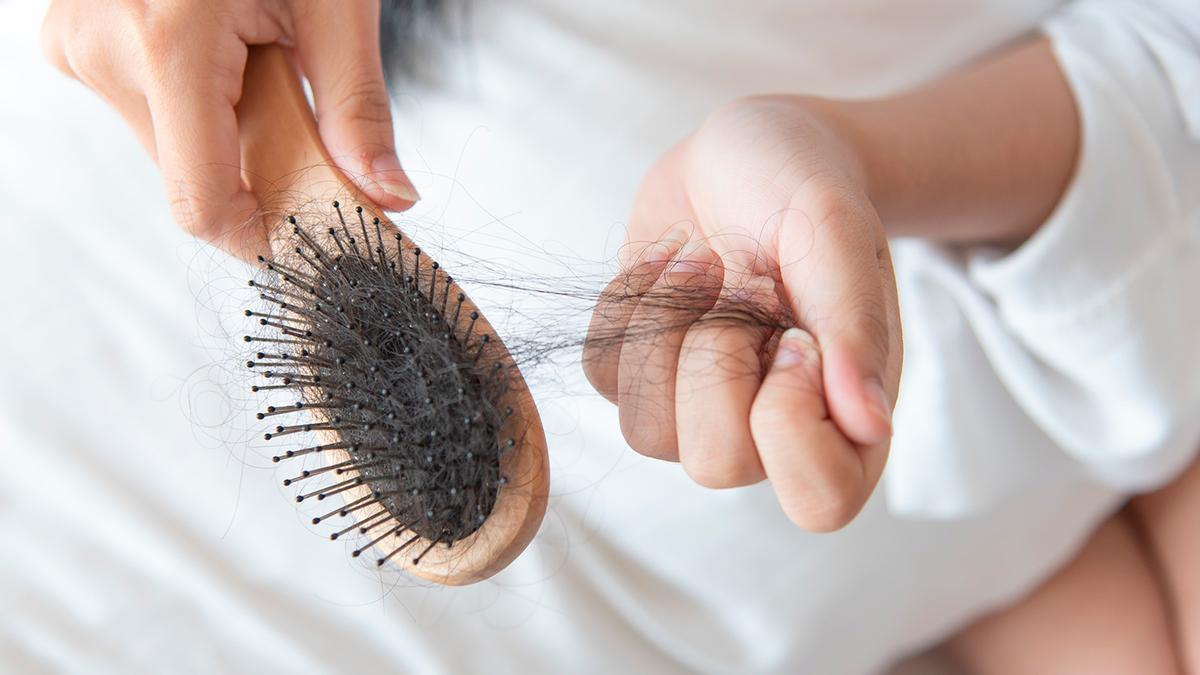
xmin=674 ymin=275 xmax=775 ymax=487
xmin=585 ymin=140 xmax=699 ymax=398
xmin=294 ymin=0 xmax=419 ymax=211
xmin=41 ymin=3 xmax=157 ymax=156
xmin=582 ymin=228 xmax=691 ymax=402
xmin=617 ymin=242 xmax=722 ymax=460
xmin=145 ymin=32 xmax=266 ymax=260
xmin=778 ymin=200 xmax=894 ymax=446
xmin=40 ymin=1 xmax=77 ymax=78
xmin=750 ymin=328 xmax=882 ymax=531
xmin=106 ymin=93 xmax=158 ymax=159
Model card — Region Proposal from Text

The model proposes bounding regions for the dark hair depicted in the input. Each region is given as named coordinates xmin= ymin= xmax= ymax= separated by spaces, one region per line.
xmin=379 ymin=0 xmax=452 ymax=81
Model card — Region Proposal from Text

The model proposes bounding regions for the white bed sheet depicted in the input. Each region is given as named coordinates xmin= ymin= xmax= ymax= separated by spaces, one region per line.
xmin=0 ymin=2 xmax=1133 ymax=673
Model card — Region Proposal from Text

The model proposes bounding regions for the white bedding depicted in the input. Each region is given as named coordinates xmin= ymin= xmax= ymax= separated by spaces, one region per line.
xmin=3 ymin=0 xmax=1197 ymax=673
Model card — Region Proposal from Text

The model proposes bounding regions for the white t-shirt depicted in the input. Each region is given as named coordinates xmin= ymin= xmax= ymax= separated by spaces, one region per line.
xmin=1 ymin=1 xmax=1197 ymax=673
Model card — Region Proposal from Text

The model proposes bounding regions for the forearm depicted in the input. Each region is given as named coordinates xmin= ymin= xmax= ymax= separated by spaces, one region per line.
xmin=822 ymin=36 xmax=1080 ymax=244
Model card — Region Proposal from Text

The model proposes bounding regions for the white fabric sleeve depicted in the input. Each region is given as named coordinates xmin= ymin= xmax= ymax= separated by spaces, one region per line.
xmin=965 ymin=0 xmax=1200 ymax=491
xmin=884 ymin=0 xmax=1200 ymax=517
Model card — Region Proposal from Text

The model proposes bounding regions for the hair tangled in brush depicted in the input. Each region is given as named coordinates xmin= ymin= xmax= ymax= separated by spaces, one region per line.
xmin=239 ymin=195 xmax=807 ymax=572
xmin=246 ymin=204 xmax=521 ymax=565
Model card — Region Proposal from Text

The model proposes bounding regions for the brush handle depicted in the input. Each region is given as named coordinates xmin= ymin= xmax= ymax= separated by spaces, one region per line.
xmin=237 ymin=45 xmax=360 ymax=217
xmin=234 ymin=44 xmax=548 ymax=585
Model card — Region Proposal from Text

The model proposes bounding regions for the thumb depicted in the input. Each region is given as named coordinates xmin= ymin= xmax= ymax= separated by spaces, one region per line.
xmin=750 ymin=328 xmax=871 ymax=531
xmin=778 ymin=204 xmax=894 ymax=446
xmin=294 ymin=2 xmax=419 ymax=210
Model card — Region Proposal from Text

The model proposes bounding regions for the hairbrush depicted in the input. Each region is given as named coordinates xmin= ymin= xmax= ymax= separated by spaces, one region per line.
xmin=235 ymin=45 xmax=548 ymax=585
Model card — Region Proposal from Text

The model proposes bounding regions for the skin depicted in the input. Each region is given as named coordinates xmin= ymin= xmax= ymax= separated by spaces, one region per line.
xmin=582 ymin=38 xmax=1077 ymax=531
xmin=1133 ymin=458 xmax=1200 ymax=672
xmin=40 ymin=4 xmax=1196 ymax=670
xmin=40 ymin=0 xmax=420 ymax=260
xmin=583 ymin=34 xmax=1192 ymax=669
xmin=944 ymin=513 xmax=1181 ymax=675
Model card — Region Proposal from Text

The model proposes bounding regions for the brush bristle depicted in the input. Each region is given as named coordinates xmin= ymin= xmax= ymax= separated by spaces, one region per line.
xmin=247 ymin=204 xmax=517 ymax=564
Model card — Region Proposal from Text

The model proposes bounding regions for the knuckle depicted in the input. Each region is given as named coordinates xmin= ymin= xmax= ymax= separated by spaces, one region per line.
xmin=625 ymin=437 xmax=678 ymax=462
xmin=749 ymin=399 xmax=791 ymax=438
xmin=171 ymin=198 xmax=225 ymax=241
xmin=619 ymin=402 xmax=678 ymax=461
xmin=39 ymin=6 xmax=70 ymax=73
xmin=580 ymin=347 xmax=618 ymax=401
xmin=328 ymin=76 xmax=392 ymax=128
xmin=804 ymin=186 xmax=864 ymax=226
xmin=682 ymin=441 xmax=762 ymax=489
xmin=831 ymin=287 xmax=889 ymax=362
xmin=682 ymin=459 xmax=729 ymax=488
xmin=131 ymin=3 xmax=244 ymax=88
xmin=133 ymin=0 xmax=189 ymax=54
xmin=41 ymin=3 xmax=107 ymax=80
xmin=853 ymin=300 xmax=891 ymax=361
xmin=777 ymin=485 xmax=860 ymax=533
xmin=133 ymin=15 xmax=172 ymax=57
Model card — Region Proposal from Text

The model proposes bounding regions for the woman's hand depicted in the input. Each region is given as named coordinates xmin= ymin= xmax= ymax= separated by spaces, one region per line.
xmin=583 ymin=37 xmax=1079 ymax=531
xmin=583 ymin=96 xmax=903 ymax=531
xmin=40 ymin=0 xmax=419 ymax=259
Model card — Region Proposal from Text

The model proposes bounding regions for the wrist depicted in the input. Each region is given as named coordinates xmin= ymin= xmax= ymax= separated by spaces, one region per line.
xmin=791 ymin=38 xmax=1079 ymax=245
xmin=788 ymin=96 xmax=876 ymax=198
xmin=794 ymin=96 xmax=915 ymax=235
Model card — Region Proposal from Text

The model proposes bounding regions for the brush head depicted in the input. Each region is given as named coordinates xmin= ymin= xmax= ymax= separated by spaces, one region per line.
xmin=247 ymin=204 xmax=547 ymax=583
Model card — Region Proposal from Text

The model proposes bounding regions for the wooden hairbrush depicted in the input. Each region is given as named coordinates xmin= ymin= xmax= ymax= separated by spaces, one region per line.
xmin=236 ymin=45 xmax=548 ymax=585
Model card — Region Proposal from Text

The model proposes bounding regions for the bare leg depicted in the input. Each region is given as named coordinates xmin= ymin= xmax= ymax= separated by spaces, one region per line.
xmin=1133 ymin=453 xmax=1200 ymax=672
xmin=943 ymin=512 xmax=1180 ymax=675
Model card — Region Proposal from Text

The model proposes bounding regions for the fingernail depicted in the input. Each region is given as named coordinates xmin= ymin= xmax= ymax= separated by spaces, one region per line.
xmin=774 ymin=327 xmax=820 ymax=369
xmin=371 ymin=152 xmax=420 ymax=203
xmin=666 ymin=239 xmax=717 ymax=275
xmin=864 ymin=378 xmax=893 ymax=435
xmin=643 ymin=227 xmax=691 ymax=264
xmin=617 ymin=226 xmax=689 ymax=268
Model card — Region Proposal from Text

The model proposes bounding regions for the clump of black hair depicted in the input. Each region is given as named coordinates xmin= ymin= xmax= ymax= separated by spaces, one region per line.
xmin=246 ymin=203 xmax=516 ymax=565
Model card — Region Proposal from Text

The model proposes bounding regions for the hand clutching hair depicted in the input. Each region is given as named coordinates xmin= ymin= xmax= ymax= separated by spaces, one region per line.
xmin=585 ymin=37 xmax=1080 ymax=531
xmin=39 ymin=0 xmax=419 ymax=260
xmin=583 ymin=97 xmax=903 ymax=532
